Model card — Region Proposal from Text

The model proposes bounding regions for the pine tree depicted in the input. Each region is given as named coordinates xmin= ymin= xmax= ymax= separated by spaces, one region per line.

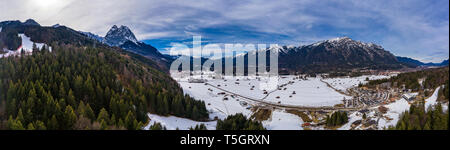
xmin=97 ymin=108 xmax=110 ymax=124
xmin=27 ymin=123 xmax=35 ymax=130
xmin=16 ymin=108 xmax=25 ymax=125
xmin=77 ymin=101 xmax=86 ymax=117
xmin=149 ymin=122 xmax=165 ymax=130
xmin=67 ymin=89 xmax=76 ymax=107
xmin=47 ymin=115 xmax=59 ymax=130
xmin=64 ymin=105 xmax=77 ymax=129
xmin=100 ymin=119 xmax=108 ymax=130
xmin=124 ymin=110 xmax=136 ymax=130
xmin=34 ymin=120 xmax=47 ymax=130
xmin=85 ymin=104 xmax=95 ymax=121
xmin=192 ymin=106 xmax=199 ymax=120
xmin=118 ymin=118 xmax=125 ymax=129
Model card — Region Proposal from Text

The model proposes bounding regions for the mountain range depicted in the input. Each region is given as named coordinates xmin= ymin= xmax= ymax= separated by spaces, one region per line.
xmin=396 ymin=56 xmax=449 ymax=68
xmin=2 ymin=19 xmax=448 ymax=75
xmin=72 ymin=23 xmax=449 ymax=74
xmin=271 ymin=37 xmax=404 ymax=73
xmin=79 ymin=25 xmax=172 ymax=70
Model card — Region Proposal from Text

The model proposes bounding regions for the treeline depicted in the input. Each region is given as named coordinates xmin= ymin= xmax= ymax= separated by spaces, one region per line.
xmin=189 ymin=124 xmax=208 ymax=130
xmin=0 ymin=28 xmax=22 ymax=50
xmin=388 ymin=103 xmax=448 ymax=130
xmin=363 ymin=67 xmax=449 ymax=92
xmin=325 ymin=111 xmax=349 ymax=127
xmin=216 ymin=113 xmax=265 ymax=130
xmin=326 ymin=71 xmax=367 ymax=78
xmin=437 ymin=80 xmax=449 ymax=102
xmin=148 ymin=122 xmax=167 ymax=130
xmin=0 ymin=44 xmax=208 ymax=130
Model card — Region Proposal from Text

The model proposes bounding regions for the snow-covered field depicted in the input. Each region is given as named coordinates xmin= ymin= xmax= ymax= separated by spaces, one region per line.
xmin=425 ymin=87 xmax=441 ymax=111
xmin=375 ymin=86 xmax=448 ymax=129
xmin=144 ymin=113 xmax=217 ymax=130
xmin=263 ymin=77 xmax=351 ymax=107
xmin=178 ymin=79 xmax=254 ymax=120
xmin=376 ymin=96 xmax=412 ymax=129
xmin=322 ymin=75 xmax=393 ymax=92
xmin=145 ymin=73 xmax=416 ymax=130
xmin=262 ymin=109 xmax=304 ymax=130
xmin=175 ymin=75 xmax=352 ymax=107
xmin=1 ymin=34 xmax=50 ymax=58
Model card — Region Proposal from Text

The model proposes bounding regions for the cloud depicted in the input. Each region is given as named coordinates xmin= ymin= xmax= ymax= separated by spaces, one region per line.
xmin=1 ymin=0 xmax=448 ymax=62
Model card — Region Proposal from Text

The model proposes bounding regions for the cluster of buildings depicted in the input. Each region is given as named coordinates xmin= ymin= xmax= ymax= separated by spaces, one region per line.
xmin=343 ymin=88 xmax=391 ymax=108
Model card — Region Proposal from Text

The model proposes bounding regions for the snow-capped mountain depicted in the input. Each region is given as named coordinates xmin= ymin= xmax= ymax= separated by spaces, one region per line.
xmin=275 ymin=37 xmax=384 ymax=55
xmin=79 ymin=31 xmax=105 ymax=43
xmin=202 ymin=37 xmax=408 ymax=74
xmin=52 ymin=24 xmax=64 ymax=28
xmin=104 ymin=25 xmax=138 ymax=46
xmin=278 ymin=37 xmax=402 ymax=73
xmin=396 ymin=56 xmax=449 ymax=68
xmin=236 ymin=37 xmax=403 ymax=74
xmin=79 ymin=25 xmax=173 ymax=70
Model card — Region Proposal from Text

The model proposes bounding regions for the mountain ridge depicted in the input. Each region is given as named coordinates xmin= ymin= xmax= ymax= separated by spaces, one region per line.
xmin=78 ymin=25 xmax=173 ymax=70
xmin=0 ymin=19 xmax=210 ymax=130
xmin=396 ymin=56 xmax=449 ymax=67
xmin=271 ymin=37 xmax=403 ymax=73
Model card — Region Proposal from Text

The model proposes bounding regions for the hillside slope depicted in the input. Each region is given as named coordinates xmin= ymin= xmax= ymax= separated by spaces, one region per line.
xmin=0 ymin=20 xmax=208 ymax=130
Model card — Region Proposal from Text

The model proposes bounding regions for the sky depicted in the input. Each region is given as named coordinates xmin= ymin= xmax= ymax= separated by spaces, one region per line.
xmin=1 ymin=0 xmax=449 ymax=63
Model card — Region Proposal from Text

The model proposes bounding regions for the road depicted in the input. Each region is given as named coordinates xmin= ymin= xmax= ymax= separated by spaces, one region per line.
xmin=205 ymin=83 xmax=361 ymax=112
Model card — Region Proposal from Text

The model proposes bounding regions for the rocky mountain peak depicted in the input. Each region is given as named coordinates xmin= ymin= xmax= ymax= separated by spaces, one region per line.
xmin=23 ymin=19 xmax=40 ymax=26
xmin=310 ymin=36 xmax=383 ymax=51
xmin=104 ymin=25 xmax=138 ymax=46
xmin=327 ymin=36 xmax=351 ymax=42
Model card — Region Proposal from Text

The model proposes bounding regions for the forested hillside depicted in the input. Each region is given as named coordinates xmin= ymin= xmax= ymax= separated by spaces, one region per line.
xmin=0 ymin=42 xmax=208 ymax=130
xmin=216 ymin=113 xmax=265 ymax=130
xmin=362 ymin=67 xmax=449 ymax=130
xmin=389 ymin=103 xmax=448 ymax=130
xmin=363 ymin=67 xmax=449 ymax=92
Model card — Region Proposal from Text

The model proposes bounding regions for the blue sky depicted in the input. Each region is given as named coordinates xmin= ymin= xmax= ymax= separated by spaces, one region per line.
xmin=1 ymin=0 xmax=449 ymax=62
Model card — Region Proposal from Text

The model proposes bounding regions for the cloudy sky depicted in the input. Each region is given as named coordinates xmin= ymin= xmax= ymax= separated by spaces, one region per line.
xmin=1 ymin=0 xmax=448 ymax=62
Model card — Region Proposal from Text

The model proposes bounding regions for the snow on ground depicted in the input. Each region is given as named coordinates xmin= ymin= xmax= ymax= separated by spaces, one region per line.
xmin=264 ymin=77 xmax=351 ymax=107
xmin=374 ymin=93 xmax=418 ymax=129
xmin=443 ymin=102 xmax=449 ymax=112
xmin=338 ymin=111 xmax=361 ymax=130
xmin=203 ymin=75 xmax=280 ymax=100
xmin=178 ymin=79 xmax=253 ymax=120
xmin=149 ymin=72 xmax=409 ymax=130
xmin=176 ymin=75 xmax=352 ymax=107
xmin=339 ymin=110 xmax=377 ymax=130
xmin=262 ymin=109 xmax=304 ymax=130
xmin=144 ymin=113 xmax=217 ymax=130
xmin=340 ymin=92 xmax=418 ymax=130
xmin=376 ymin=98 xmax=411 ymax=129
xmin=322 ymin=75 xmax=393 ymax=92
xmin=1 ymin=34 xmax=50 ymax=58
xmin=425 ymin=87 xmax=441 ymax=111
xmin=168 ymin=74 xmax=367 ymax=129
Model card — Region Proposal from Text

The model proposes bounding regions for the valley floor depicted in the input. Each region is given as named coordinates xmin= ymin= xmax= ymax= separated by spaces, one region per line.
xmin=144 ymin=73 xmax=447 ymax=130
